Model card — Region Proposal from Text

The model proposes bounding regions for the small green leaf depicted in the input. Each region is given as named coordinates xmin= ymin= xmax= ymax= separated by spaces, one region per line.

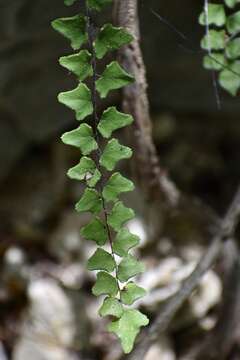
xmin=88 ymin=171 xmax=101 ymax=187
xmin=118 ymin=255 xmax=145 ymax=282
xmin=96 ymin=61 xmax=134 ymax=98
xmin=64 ymin=0 xmax=78 ymax=5
xmin=58 ymin=83 xmax=93 ymax=121
xmin=108 ymin=309 xmax=149 ymax=354
xmin=108 ymin=202 xmax=135 ymax=231
xmin=92 ymin=271 xmax=118 ymax=297
xmin=95 ymin=24 xmax=133 ymax=59
xmin=62 ymin=124 xmax=98 ymax=155
xmin=199 ymin=4 xmax=226 ymax=27
xmin=203 ymin=53 xmax=226 ymax=71
xmin=87 ymin=248 xmax=116 ymax=272
xmin=113 ymin=228 xmax=140 ymax=257
xmin=59 ymin=50 xmax=93 ymax=81
xmin=103 ymin=172 xmax=134 ymax=202
xmin=227 ymin=11 xmax=240 ymax=34
xmin=120 ymin=282 xmax=146 ymax=305
xmin=98 ymin=107 xmax=133 ymax=139
xmin=99 ymin=297 xmax=123 ymax=318
xmin=67 ymin=156 xmax=101 ymax=187
xmin=225 ymin=0 xmax=240 ymax=8
xmin=226 ymin=38 xmax=240 ymax=59
xmin=100 ymin=139 xmax=132 ymax=171
xmin=52 ymin=15 xmax=87 ymax=50
xmin=81 ymin=217 xmax=108 ymax=246
xmin=219 ymin=61 xmax=240 ymax=95
xmin=201 ymin=30 xmax=226 ymax=50
xmin=87 ymin=0 xmax=112 ymax=11
xmin=75 ymin=188 xmax=102 ymax=214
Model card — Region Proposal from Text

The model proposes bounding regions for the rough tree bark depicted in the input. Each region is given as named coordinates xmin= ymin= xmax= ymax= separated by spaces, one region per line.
xmin=114 ymin=0 xmax=179 ymax=207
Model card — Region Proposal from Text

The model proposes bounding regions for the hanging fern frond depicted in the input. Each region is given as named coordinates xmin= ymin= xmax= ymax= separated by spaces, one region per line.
xmin=199 ymin=1 xmax=240 ymax=96
xmin=52 ymin=0 xmax=149 ymax=354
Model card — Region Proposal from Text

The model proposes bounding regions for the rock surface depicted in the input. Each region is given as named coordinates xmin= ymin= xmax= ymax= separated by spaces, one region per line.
xmin=0 ymin=343 xmax=7 ymax=360
xmin=13 ymin=278 xmax=89 ymax=360
xmin=144 ymin=338 xmax=176 ymax=360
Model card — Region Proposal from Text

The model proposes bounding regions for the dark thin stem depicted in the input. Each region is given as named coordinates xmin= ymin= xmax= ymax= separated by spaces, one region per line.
xmin=85 ymin=3 xmax=121 ymax=293
xmin=150 ymin=8 xmax=188 ymax=42
xmin=204 ymin=0 xmax=221 ymax=110
xmin=86 ymin=6 xmax=99 ymax=138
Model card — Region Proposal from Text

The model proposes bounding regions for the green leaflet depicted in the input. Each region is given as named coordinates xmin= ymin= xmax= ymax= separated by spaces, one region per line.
xmin=203 ymin=53 xmax=226 ymax=71
xmin=81 ymin=217 xmax=108 ymax=246
xmin=100 ymin=138 xmax=132 ymax=171
xmin=96 ymin=61 xmax=134 ymax=98
xmin=113 ymin=228 xmax=140 ymax=257
xmin=198 ymin=2 xmax=240 ymax=97
xmin=201 ymin=30 xmax=226 ymax=50
xmin=227 ymin=11 xmax=240 ymax=34
xmin=99 ymin=297 xmax=123 ymax=318
xmin=67 ymin=156 xmax=101 ymax=187
xmin=64 ymin=0 xmax=78 ymax=5
xmin=62 ymin=124 xmax=98 ymax=155
xmin=120 ymin=282 xmax=146 ymax=305
xmin=59 ymin=50 xmax=93 ymax=81
xmin=118 ymin=255 xmax=145 ymax=282
xmin=108 ymin=309 xmax=149 ymax=354
xmin=103 ymin=172 xmax=134 ymax=202
xmin=52 ymin=15 xmax=87 ymax=50
xmin=58 ymin=83 xmax=93 ymax=121
xmin=219 ymin=61 xmax=240 ymax=96
xmin=92 ymin=271 xmax=118 ymax=297
xmin=75 ymin=188 xmax=102 ymax=214
xmin=87 ymin=0 xmax=112 ymax=11
xmin=87 ymin=248 xmax=116 ymax=272
xmin=108 ymin=201 xmax=135 ymax=231
xmin=95 ymin=24 xmax=133 ymax=59
xmin=199 ymin=4 xmax=226 ymax=27
xmin=226 ymin=38 xmax=240 ymax=59
xmin=225 ymin=0 xmax=240 ymax=8
xmin=98 ymin=107 xmax=133 ymax=139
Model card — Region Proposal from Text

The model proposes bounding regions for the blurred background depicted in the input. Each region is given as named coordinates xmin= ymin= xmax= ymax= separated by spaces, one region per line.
xmin=0 ymin=0 xmax=240 ymax=359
